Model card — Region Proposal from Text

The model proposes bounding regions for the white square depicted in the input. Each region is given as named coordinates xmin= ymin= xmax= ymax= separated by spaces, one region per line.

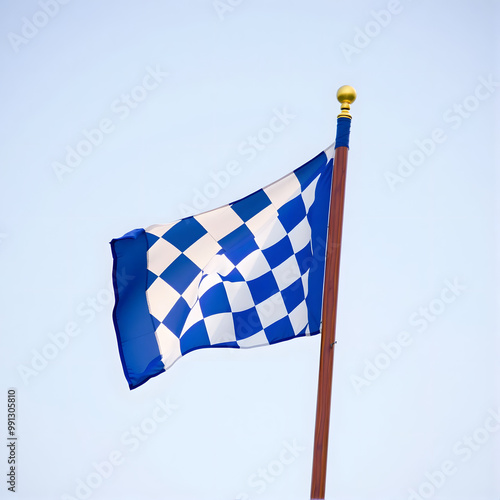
xmin=204 ymin=253 xmax=235 ymax=277
xmin=224 ymin=281 xmax=254 ymax=313
xmin=146 ymin=278 xmax=181 ymax=322
xmin=288 ymin=300 xmax=308 ymax=334
xmin=245 ymin=204 xmax=277 ymax=237
xmin=271 ymin=255 xmax=301 ymax=291
xmin=184 ymin=232 xmax=221 ymax=270
xmin=254 ymin=219 xmax=288 ymax=250
xmin=198 ymin=272 xmax=222 ymax=297
xmin=155 ymin=324 xmax=182 ymax=370
xmin=301 ymin=270 xmax=309 ymax=298
xmin=236 ymin=249 xmax=272 ymax=281
xmin=301 ymin=175 xmax=320 ymax=212
xmin=205 ymin=313 xmax=236 ymax=345
xmin=256 ymin=292 xmax=288 ymax=329
xmin=324 ymin=145 xmax=334 ymax=164
xmin=147 ymin=238 xmax=182 ymax=276
xmin=287 ymin=217 xmax=311 ymax=253
xmin=237 ymin=329 xmax=269 ymax=348
xmin=180 ymin=301 xmax=204 ymax=336
xmin=195 ymin=205 xmax=243 ymax=241
xmin=146 ymin=222 xmax=177 ymax=238
xmin=264 ymin=172 xmax=300 ymax=209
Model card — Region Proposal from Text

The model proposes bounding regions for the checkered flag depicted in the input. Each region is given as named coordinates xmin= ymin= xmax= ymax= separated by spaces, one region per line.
xmin=111 ymin=146 xmax=334 ymax=389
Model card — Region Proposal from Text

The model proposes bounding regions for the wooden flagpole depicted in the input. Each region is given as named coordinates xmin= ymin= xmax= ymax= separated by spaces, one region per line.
xmin=310 ymin=85 xmax=356 ymax=500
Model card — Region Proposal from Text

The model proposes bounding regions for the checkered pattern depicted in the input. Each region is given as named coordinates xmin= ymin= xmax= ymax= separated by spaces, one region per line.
xmin=143 ymin=145 xmax=334 ymax=370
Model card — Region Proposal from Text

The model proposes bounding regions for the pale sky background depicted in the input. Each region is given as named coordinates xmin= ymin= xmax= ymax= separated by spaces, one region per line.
xmin=1 ymin=1 xmax=499 ymax=499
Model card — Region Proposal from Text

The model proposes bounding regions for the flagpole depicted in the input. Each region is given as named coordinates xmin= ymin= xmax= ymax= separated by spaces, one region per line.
xmin=310 ymin=85 xmax=356 ymax=500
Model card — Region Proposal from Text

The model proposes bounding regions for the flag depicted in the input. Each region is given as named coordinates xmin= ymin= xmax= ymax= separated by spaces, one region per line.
xmin=111 ymin=146 xmax=334 ymax=389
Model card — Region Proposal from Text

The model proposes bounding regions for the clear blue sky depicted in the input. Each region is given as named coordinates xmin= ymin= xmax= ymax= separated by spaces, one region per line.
xmin=1 ymin=1 xmax=499 ymax=499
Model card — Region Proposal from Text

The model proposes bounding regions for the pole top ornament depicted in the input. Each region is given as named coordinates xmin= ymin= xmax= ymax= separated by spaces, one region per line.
xmin=337 ymin=85 xmax=356 ymax=119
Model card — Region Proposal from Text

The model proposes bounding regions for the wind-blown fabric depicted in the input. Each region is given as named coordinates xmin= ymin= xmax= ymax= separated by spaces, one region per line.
xmin=111 ymin=146 xmax=334 ymax=389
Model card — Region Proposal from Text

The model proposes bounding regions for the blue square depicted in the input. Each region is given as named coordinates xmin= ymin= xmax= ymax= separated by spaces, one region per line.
xmin=180 ymin=320 xmax=211 ymax=355
xmin=233 ymin=308 xmax=263 ymax=340
xmin=151 ymin=316 xmax=161 ymax=331
xmin=163 ymin=297 xmax=190 ymax=336
xmin=200 ymin=282 xmax=231 ymax=317
xmin=162 ymin=217 xmax=207 ymax=252
xmin=263 ymin=236 xmax=294 ymax=268
xmin=146 ymin=232 xmax=159 ymax=249
xmin=281 ymin=278 xmax=305 ymax=313
xmin=219 ymin=225 xmax=258 ymax=265
xmin=160 ymin=254 xmax=201 ymax=294
xmin=293 ymin=150 xmax=326 ymax=191
xmin=226 ymin=239 xmax=259 ymax=266
xmin=278 ymin=196 xmax=306 ymax=233
xmin=247 ymin=271 xmax=279 ymax=305
xmin=296 ymin=243 xmax=313 ymax=275
xmin=264 ymin=316 xmax=294 ymax=344
xmin=211 ymin=340 xmax=240 ymax=349
xmin=218 ymin=223 xmax=252 ymax=248
xmin=231 ymin=189 xmax=272 ymax=222
xmin=223 ymin=268 xmax=244 ymax=283
xmin=146 ymin=270 xmax=158 ymax=290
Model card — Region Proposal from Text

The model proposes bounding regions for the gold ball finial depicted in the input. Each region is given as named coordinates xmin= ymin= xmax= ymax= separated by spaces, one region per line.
xmin=336 ymin=85 xmax=356 ymax=119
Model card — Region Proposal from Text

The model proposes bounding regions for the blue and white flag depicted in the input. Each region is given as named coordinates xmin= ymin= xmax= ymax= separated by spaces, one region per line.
xmin=111 ymin=146 xmax=334 ymax=389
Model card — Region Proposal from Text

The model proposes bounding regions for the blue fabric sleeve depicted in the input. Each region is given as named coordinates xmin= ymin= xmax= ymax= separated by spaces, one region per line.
xmin=335 ymin=117 xmax=351 ymax=148
xmin=111 ymin=229 xmax=165 ymax=389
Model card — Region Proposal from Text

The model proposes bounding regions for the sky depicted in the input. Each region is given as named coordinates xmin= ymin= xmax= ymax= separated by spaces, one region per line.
xmin=1 ymin=1 xmax=499 ymax=499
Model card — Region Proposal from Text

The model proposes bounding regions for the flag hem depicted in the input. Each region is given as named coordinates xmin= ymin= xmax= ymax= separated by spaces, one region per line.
xmin=111 ymin=229 xmax=165 ymax=390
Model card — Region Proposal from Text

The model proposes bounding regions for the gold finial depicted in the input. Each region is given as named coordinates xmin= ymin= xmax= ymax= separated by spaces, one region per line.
xmin=337 ymin=85 xmax=357 ymax=119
